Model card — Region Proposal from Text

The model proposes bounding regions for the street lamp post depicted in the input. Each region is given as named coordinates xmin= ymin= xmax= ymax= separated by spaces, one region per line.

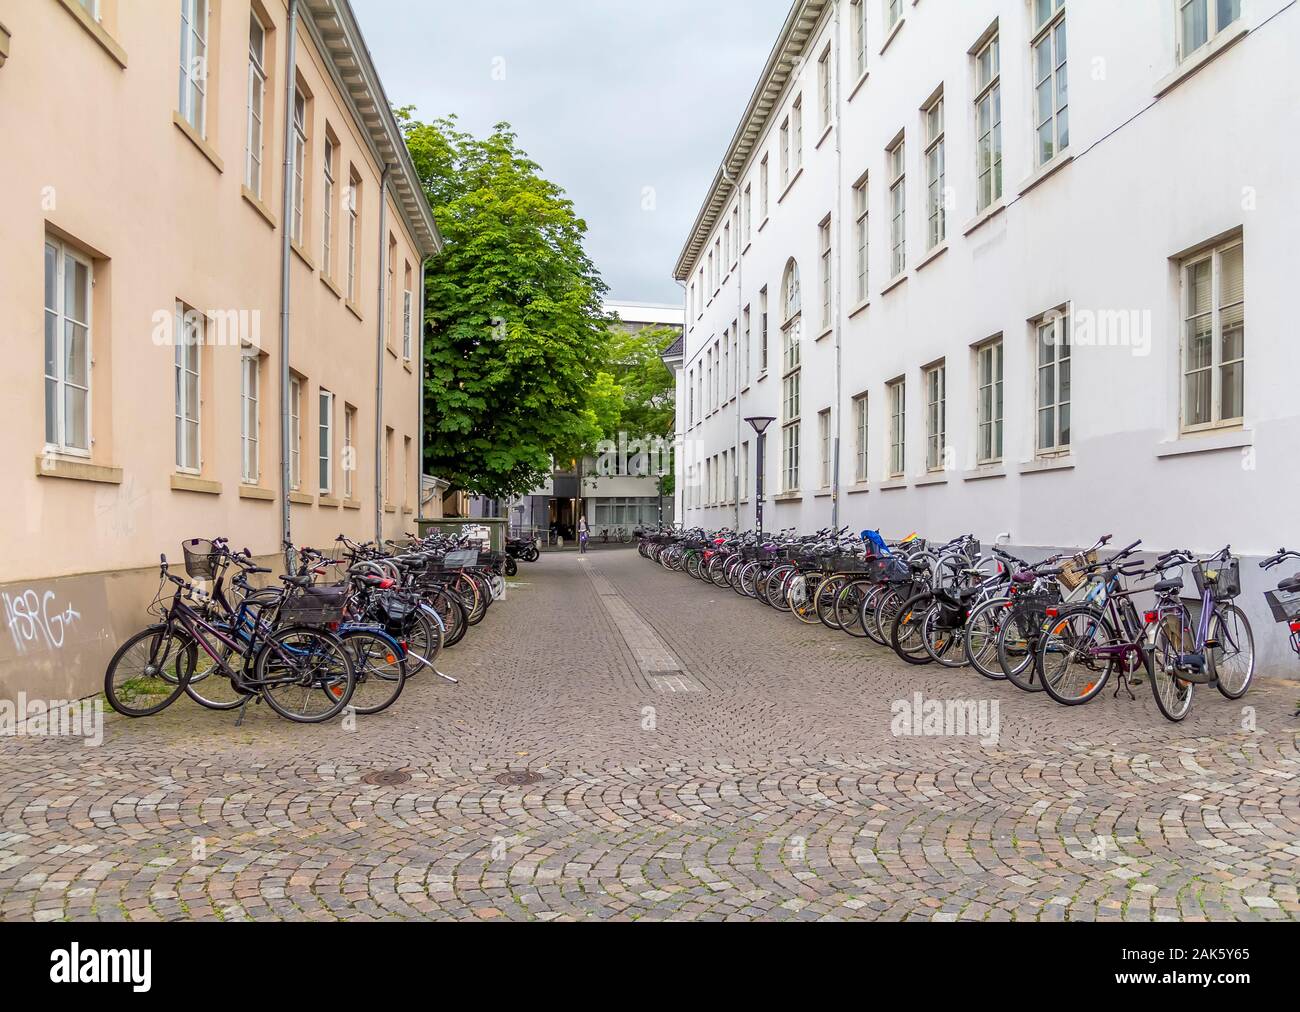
xmin=745 ymin=416 xmax=776 ymax=540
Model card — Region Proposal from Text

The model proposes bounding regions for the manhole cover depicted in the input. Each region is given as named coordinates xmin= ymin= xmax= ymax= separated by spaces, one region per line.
xmin=362 ymin=770 xmax=411 ymax=786
xmin=495 ymin=770 xmax=544 ymax=787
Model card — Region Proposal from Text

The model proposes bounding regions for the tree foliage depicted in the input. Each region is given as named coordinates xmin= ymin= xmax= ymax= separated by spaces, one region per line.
xmin=601 ymin=324 xmax=679 ymax=442
xmin=398 ymin=111 xmax=614 ymax=498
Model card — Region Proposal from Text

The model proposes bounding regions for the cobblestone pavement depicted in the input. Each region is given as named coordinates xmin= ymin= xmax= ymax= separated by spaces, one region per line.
xmin=2 ymin=550 xmax=1297 ymax=922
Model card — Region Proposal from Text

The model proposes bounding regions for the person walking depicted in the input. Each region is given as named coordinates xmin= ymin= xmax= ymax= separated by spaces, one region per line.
xmin=578 ymin=515 xmax=590 ymax=554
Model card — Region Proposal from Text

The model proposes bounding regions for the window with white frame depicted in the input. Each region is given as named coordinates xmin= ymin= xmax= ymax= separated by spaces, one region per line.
xmin=759 ymin=286 xmax=769 ymax=373
xmin=346 ymin=172 xmax=360 ymax=301
xmin=924 ymin=93 xmax=946 ymax=249
xmin=1182 ymin=240 xmax=1244 ymax=430
xmin=1178 ymin=0 xmax=1241 ymax=61
xmin=43 ymin=240 xmax=93 ymax=454
xmin=318 ymin=389 xmax=333 ymax=494
xmin=976 ymin=338 xmax=1004 ymax=464
xmin=291 ymin=90 xmax=307 ymax=245
xmin=714 ymin=239 xmax=721 ymax=288
xmin=925 ymin=362 xmax=947 ymax=471
xmin=740 ymin=441 xmax=749 ymax=500
xmin=852 ymin=174 xmax=869 ymax=302
xmin=851 ymin=0 xmax=868 ymax=78
xmin=887 ymin=379 xmax=905 ymax=478
xmin=781 ymin=261 xmax=802 ymax=492
xmin=792 ymin=96 xmax=804 ymax=173
xmin=343 ymin=404 xmax=356 ymax=499
xmin=78 ymin=0 xmax=101 ymax=20
xmin=723 ymin=222 xmax=731 ymax=271
xmin=818 ymin=409 xmax=832 ymax=488
xmin=178 ymin=0 xmax=209 ymax=136
xmin=743 ymin=185 xmax=752 ymax=245
xmin=853 ymin=393 xmax=868 ymax=482
xmin=1031 ymin=0 xmax=1069 ymax=167
xmin=974 ymin=29 xmax=1002 ymax=212
xmin=780 ymin=117 xmax=791 ymax=186
xmin=240 ymin=349 xmax=260 ymax=483
xmin=742 ymin=306 xmax=751 ymax=387
xmin=245 ymin=14 xmax=267 ymax=198
xmin=322 ymin=137 xmax=335 ymax=275
xmin=888 ymin=136 xmax=906 ymax=276
xmin=708 ymin=250 xmax=715 ymax=293
xmin=818 ymin=46 xmax=832 ymax=131
xmin=887 ymin=0 xmax=903 ymax=31
xmin=760 ymin=155 xmax=770 ymax=219
xmin=174 ymin=303 xmax=202 ymax=473
xmin=403 ymin=286 xmax=413 ymax=360
xmin=731 ymin=206 xmax=740 ymax=265
xmin=1036 ymin=310 xmax=1071 ymax=454
xmin=819 ymin=217 xmax=833 ymax=329
xmin=722 ymin=331 xmax=730 ymax=401
xmin=289 ymin=375 xmax=302 ymax=489
xmin=687 ymin=369 xmax=695 ymax=426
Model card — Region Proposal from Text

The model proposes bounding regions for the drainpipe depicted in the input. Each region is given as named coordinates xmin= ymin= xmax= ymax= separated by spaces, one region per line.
xmin=416 ymin=257 xmax=427 ymax=523
xmin=830 ymin=0 xmax=845 ymax=530
xmin=277 ymin=0 xmax=300 ymax=550
xmin=374 ymin=165 xmax=391 ymax=543
xmin=721 ymin=166 xmax=742 ymax=532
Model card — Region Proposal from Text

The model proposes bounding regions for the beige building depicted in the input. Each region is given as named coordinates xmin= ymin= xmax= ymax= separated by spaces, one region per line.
xmin=0 ymin=0 xmax=442 ymax=703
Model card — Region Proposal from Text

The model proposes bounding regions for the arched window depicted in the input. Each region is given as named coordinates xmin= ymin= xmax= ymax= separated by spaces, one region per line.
xmin=782 ymin=259 xmax=802 ymax=323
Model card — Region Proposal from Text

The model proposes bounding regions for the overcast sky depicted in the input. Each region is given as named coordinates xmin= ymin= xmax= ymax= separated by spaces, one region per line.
xmin=353 ymin=0 xmax=792 ymax=306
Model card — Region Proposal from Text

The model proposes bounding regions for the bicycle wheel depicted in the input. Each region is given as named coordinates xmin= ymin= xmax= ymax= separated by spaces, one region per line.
xmin=921 ymin=600 xmax=966 ymax=667
xmin=184 ymin=624 xmax=250 ymax=710
xmin=965 ymin=597 xmax=1010 ymax=680
xmin=104 ymin=624 xmax=196 ymax=717
xmin=890 ymin=592 xmax=934 ymax=665
xmin=343 ymin=629 xmax=408 ymax=715
xmin=406 ymin=608 xmax=444 ymax=673
xmin=789 ymin=574 xmax=820 ymax=624
xmin=858 ymin=584 xmax=892 ymax=646
xmin=834 ymin=580 xmax=870 ymax=637
xmin=1209 ymin=603 xmax=1255 ymax=699
xmin=255 ymin=626 xmax=355 ymax=723
xmin=1037 ymin=606 xmax=1115 ymax=705
xmin=1149 ymin=618 xmax=1194 ymax=721
xmin=874 ymin=588 xmax=908 ymax=646
xmin=998 ymin=609 xmax=1046 ymax=692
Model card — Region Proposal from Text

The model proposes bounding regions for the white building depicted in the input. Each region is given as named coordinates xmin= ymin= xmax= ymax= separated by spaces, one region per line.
xmin=672 ymin=0 xmax=1300 ymax=669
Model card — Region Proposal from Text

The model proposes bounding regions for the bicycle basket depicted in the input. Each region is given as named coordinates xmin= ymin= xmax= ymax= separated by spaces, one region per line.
xmin=1264 ymin=587 xmax=1300 ymax=625
xmin=1057 ymin=550 xmax=1098 ymax=591
xmin=868 ymin=555 xmax=910 ymax=583
xmin=1016 ymin=590 xmax=1059 ymax=623
xmin=833 ymin=556 xmax=872 ymax=574
xmin=278 ymin=584 xmax=349 ymax=627
xmin=182 ymin=538 xmax=219 ymax=579
xmin=1194 ymin=557 xmax=1240 ymax=600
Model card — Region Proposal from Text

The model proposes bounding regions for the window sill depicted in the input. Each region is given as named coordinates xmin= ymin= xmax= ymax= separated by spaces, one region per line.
xmin=777 ymin=168 xmax=804 ymax=205
xmin=814 ymin=491 xmax=832 ymax=499
xmin=57 ymin=0 xmax=128 ymax=68
xmin=345 ymin=300 xmax=364 ymax=322
xmin=318 ymin=494 xmax=343 ymax=508
xmin=847 ymin=70 xmax=870 ymax=104
xmin=756 ymin=371 xmax=768 ymax=383
xmin=1156 ymin=427 xmax=1251 ymax=459
xmin=403 ymin=359 xmax=414 ymax=373
xmin=384 ymin=504 xmax=397 ymax=514
xmin=773 ymin=493 xmax=802 ymax=504
xmin=914 ymin=242 xmax=949 ymax=272
xmin=35 ymin=455 xmax=122 ymax=485
xmin=880 ymin=17 xmax=905 ymax=55
xmin=291 ymin=241 xmax=317 ymax=272
xmin=239 ymin=485 xmax=275 ymax=501
xmin=1019 ymin=455 xmax=1074 ymax=475
xmin=321 ymin=273 xmax=344 ymax=300
xmin=287 ymin=490 xmax=314 ymax=505
xmin=816 ymin=325 xmax=834 ymax=342
xmin=386 ymin=343 xmax=399 ymax=359
xmin=241 ymin=186 xmax=278 ymax=229
xmin=845 ymin=483 xmax=871 ymax=496
xmin=1018 ymin=151 xmax=1073 ymax=198
xmin=880 ymin=273 xmax=909 ymax=297
xmin=879 ymin=478 xmax=907 ymax=491
xmin=1155 ymin=24 xmax=1248 ymax=98
xmin=758 ymin=216 xmax=770 ymax=234
xmin=963 ymin=199 xmax=1006 ymax=237
xmin=173 ymin=112 xmax=224 ymax=174
xmin=742 ymin=241 xmax=753 ymax=256
xmin=343 ymin=498 xmax=363 ymax=511
xmin=171 ymin=474 xmax=222 ymax=496
xmin=815 ymin=124 xmax=833 ymax=151
xmin=848 ymin=298 xmax=871 ymax=319
xmin=963 ymin=464 xmax=1005 ymax=482
xmin=915 ymin=473 xmax=948 ymax=488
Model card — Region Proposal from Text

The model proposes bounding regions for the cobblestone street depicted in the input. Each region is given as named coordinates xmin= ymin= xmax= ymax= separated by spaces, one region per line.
xmin=2 ymin=550 xmax=1297 ymax=922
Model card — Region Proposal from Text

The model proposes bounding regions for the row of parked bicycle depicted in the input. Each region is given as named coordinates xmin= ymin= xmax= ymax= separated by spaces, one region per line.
xmin=639 ymin=527 xmax=1300 ymax=723
xmin=104 ymin=531 xmax=518 ymax=723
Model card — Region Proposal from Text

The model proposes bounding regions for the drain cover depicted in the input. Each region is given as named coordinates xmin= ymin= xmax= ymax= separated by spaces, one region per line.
xmin=362 ymin=770 xmax=411 ymax=786
xmin=495 ymin=770 xmax=543 ymax=787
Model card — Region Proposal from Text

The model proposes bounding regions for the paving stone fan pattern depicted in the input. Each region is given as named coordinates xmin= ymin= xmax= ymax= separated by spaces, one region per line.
xmin=1 ymin=552 xmax=1297 ymax=921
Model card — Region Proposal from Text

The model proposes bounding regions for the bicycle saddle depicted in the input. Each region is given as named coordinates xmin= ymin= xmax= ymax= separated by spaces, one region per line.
xmin=1154 ymin=577 xmax=1184 ymax=593
xmin=1278 ymin=575 xmax=1300 ymax=593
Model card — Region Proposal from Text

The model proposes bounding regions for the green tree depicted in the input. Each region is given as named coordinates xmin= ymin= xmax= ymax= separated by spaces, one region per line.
xmin=397 ymin=111 xmax=614 ymax=499
xmin=602 ymin=324 xmax=679 ymax=442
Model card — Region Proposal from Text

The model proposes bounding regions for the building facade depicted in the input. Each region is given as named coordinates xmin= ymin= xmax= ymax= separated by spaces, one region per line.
xmin=0 ymin=0 xmax=441 ymax=702
xmin=673 ymin=0 xmax=1300 ymax=670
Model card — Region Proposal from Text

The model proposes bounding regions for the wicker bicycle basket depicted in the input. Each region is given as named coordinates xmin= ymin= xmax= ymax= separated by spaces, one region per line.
xmin=1057 ymin=550 xmax=1098 ymax=591
xmin=182 ymin=538 xmax=220 ymax=579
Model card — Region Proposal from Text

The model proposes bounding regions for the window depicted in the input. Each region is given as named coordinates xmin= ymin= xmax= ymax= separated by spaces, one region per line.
xmin=346 ymin=172 xmax=360 ymax=301
xmin=1179 ymin=0 xmax=1241 ymax=61
xmin=759 ymin=287 xmax=769 ymax=373
xmin=925 ymin=363 xmax=946 ymax=471
xmin=1032 ymin=0 xmax=1069 ymax=166
xmin=240 ymin=349 xmax=260 ymax=483
xmin=343 ymin=405 xmax=356 ymax=499
xmin=853 ymin=174 xmax=869 ymax=301
xmin=174 ymin=303 xmax=202 ymax=473
xmin=722 ymin=331 xmax=730 ymax=401
xmin=887 ymin=0 xmax=903 ymax=31
xmin=403 ymin=270 xmax=414 ymax=360
xmin=318 ymin=389 xmax=333 ymax=494
xmin=289 ymin=376 xmax=302 ymax=489
xmin=245 ymin=14 xmax=267 ymax=197
xmin=723 ymin=222 xmax=731 ymax=273
xmin=974 ymin=31 xmax=1003 ymax=212
xmin=792 ymin=97 xmax=804 ymax=173
xmin=714 ymin=239 xmax=721 ymax=287
xmin=78 ymin=0 xmax=101 ymax=20
xmin=887 ymin=379 xmax=905 ymax=478
xmin=851 ymin=0 xmax=868 ymax=78
xmin=687 ymin=369 xmax=695 ymax=426
xmin=322 ymin=137 xmax=335 ymax=275
xmin=819 ymin=217 xmax=833 ymax=329
xmin=706 ymin=348 xmax=713 ymax=411
xmin=888 ymin=137 xmax=906 ymax=276
xmin=291 ymin=90 xmax=307 ymax=245
xmin=1182 ymin=240 xmax=1244 ymax=430
xmin=740 ymin=441 xmax=749 ymax=500
xmin=178 ymin=0 xmax=209 ymax=136
xmin=743 ymin=185 xmax=752 ymax=246
xmin=384 ymin=427 xmax=394 ymax=504
xmin=742 ymin=306 xmax=751 ymax=387
xmin=43 ymin=240 xmax=93 ymax=454
xmin=1036 ymin=311 xmax=1071 ymax=454
xmin=760 ymin=156 xmax=770 ymax=219
xmin=818 ymin=46 xmax=832 ymax=131
xmin=781 ymin=261 xmax=802 ymax=493
xmin=818 ymin=409 xmax=832 ymax=488
xmin=708 ymin=250 xmax=715 ymax=293
xmin=924 ymin=93 xmax=945 ymax=249
xmin=976 ymin=339 xmax=1004 ymax=464
xmin=853 ymin=393 xmax=868 ymax=482
xmin=731 ymin=206 xmax=740 ymax=265
xmin=780 ymin=117 xmax=791 ymax=187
